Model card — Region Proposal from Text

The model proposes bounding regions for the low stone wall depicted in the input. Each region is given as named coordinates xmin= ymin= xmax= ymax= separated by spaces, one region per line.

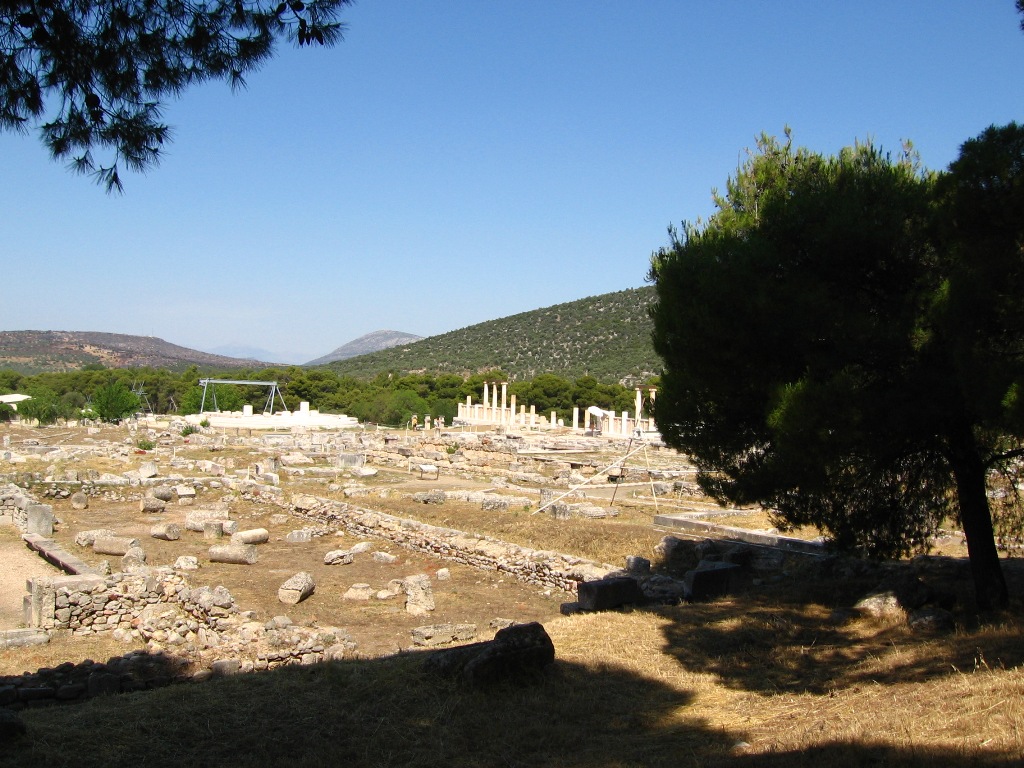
xmin=0 ymin=483 xmax=32 ymax=530
xmin=0 ymin=649 xmax=191 ymax=708
xmin=288 ymin=496 xmax=615 ymax=594
xmin=23 ymin=567 xmax=354 ymax=676
xmin=0 ymin=483 xmax=55 ymax=534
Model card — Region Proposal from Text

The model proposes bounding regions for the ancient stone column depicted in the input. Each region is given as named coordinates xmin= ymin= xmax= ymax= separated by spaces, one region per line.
xmin=635 ymin=388 xmax=643 ymax=420
xmin=649 ymin=387 xmax=658 ymax=431
xmin=278 ymin=572 xmax=315 ymax=604
xmin=231 ymin=528 xmax=270 ymax=545
xmin=139 ymin=497 xmax=166 ymax=514
xmin=209 ymin=544 xmax=258 ymax=565
xmin=93 ymin=536 xmax=142 ymax=556
xmin=150 ymin=523 xmax=181 ymax=541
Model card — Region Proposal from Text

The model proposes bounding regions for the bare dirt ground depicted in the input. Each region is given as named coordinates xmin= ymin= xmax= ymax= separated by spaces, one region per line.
xmin=0 ymin=529 xmax=60 ymax=629
xmin=0 ymin=422 xmax=568 ymax=660
xmin=40 ymin=492 xmax=567 ymax=657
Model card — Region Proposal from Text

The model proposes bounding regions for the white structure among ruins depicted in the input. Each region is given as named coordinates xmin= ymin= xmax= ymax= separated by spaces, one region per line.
xmin=455 ymin=382 xmax=658 ymax=437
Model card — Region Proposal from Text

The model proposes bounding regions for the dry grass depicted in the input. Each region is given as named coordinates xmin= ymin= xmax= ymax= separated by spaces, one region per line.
xmin=364 ymin=492 xmax=665 ymax=567
xmin=4 ymin=587 xmax=1024 ymax=767
xmin=0 ymin=632 xmax=148 ymax=677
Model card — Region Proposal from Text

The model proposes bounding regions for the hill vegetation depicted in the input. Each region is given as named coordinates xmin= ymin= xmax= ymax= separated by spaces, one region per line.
xmin=0 ymin=331 xmax=275 ymax=374
xmin=323 ymin=287 xmax=659 ymax=385
xmin=1 ymin=288 xmax=658 ymax=385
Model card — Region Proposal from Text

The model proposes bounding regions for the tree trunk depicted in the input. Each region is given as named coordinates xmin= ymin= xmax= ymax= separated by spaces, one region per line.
xmin=948 ymin=425 xmax=1008 ymax=610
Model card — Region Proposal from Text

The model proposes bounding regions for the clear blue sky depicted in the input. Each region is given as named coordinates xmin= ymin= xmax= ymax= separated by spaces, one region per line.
xmin=3 ymin=1 xmax=1022 ymax=364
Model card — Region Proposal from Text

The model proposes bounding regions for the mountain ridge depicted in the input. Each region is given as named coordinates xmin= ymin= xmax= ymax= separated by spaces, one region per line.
xmin=0 ymin=330 xmax=277 ymax=374
xmin=305 ymin=330 xmax=424 ymax=366
xmin=0 ymin=287 xmax=660 ymax=382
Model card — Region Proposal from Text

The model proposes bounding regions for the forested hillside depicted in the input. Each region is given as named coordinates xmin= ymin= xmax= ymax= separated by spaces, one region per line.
xmin=324 ymin=287 xmax=659 ymax=384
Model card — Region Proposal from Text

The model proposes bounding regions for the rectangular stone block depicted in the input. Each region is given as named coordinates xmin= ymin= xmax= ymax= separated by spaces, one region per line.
xmin=0 ymin=628 xmax=50 ymax=649
xmin=577 ymin=576 xmax=646 ymax=611
xmin=683 ymin=561 xmax=741 ymax=602
xmin=26 ymin=504 xmax=54 ymax=536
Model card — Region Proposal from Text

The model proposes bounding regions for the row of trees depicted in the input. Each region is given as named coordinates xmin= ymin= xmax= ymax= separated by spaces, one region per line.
xmin=10 ymin=379 xmax=140 ymax=424
xmin=0 ymin=366 xmax=654 ymax=428
xmin=650 ymin=123 xmax=1024 ymax=610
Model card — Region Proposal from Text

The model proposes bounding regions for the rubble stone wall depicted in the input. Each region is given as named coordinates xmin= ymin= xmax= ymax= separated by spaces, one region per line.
xmin=23 ymin=567 xmax=349 ymax=669
xmin=0 ymin=483 xmax=34 ymax=530
xmin=288 ymin=496 xmax=615 ymax=594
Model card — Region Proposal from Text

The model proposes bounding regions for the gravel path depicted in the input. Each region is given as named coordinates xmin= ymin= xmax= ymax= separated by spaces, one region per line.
xmin=0 ymin=537 xmax=60 ymax=629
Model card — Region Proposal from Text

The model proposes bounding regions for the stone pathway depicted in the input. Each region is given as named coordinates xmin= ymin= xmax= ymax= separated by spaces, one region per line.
xmin=0 ymin=537 xmax=60 ymax=629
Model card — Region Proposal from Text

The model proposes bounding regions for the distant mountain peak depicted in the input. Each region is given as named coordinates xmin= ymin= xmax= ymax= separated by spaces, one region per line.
xmin=305 ymin=330 xmax=423 ymax=366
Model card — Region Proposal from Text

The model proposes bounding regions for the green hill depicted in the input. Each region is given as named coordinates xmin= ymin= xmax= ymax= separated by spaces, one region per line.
xmin=324 ymin=287 xmax=660 ymax=384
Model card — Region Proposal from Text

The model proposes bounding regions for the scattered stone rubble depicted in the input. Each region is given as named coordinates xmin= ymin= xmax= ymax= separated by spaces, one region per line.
xmin=287 ymin=495 xmax=616 ymax=593
xmin=20 ymin=566 xmax=356 ymax=683
xmin=3 ymin=426 xmax=985 ymax=714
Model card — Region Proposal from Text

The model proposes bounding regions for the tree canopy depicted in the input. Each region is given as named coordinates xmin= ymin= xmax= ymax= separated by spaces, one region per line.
xmin=1 ymin=0 xmax=350 ymax=191
xmin=90 ymin=379 xmax=140 ymax=422
xmin=649 ymin=125 xmax=1024 ymax=610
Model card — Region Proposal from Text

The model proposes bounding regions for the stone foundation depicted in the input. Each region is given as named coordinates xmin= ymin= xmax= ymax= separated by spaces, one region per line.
xmin=285 ymin=496 xmax=615 ymax=594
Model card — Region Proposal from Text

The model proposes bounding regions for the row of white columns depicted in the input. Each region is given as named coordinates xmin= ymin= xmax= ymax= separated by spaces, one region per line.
xmin=457 ymin=385 xmax=657 ymax=434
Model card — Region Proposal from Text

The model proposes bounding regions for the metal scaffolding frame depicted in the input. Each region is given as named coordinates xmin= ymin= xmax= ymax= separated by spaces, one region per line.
xmin=197 ymin=379 xmax=287 ymax=415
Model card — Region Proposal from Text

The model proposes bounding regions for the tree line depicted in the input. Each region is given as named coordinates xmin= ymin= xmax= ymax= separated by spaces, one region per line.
xmin=0 ymin=365 xmax=656 ymax=427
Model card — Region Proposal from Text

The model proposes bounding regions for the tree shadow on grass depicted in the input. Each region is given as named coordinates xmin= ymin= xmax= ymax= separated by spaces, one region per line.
xmin=1 ymin=644 xmax=1019 ymax=767
xmin=658 ymin=563 xmax=1024 ymax=698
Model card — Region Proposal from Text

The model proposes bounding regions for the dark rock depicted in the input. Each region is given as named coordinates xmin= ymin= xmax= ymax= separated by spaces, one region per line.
xmin=577 ymin=576 xmax=647 ymax=612
xmin=722 ymin=544 xmax=756 ymax=568
xmin=624 ymin=556 xmax=651 ymax=576
xmin=881 ymin=575 xmax=932 ymax=611
xmin=907 ymin=607 xmax=956 ymax=634
xmin=86 ymin=671 xmax=121 ymax=697
xmin=423 ymin=622 xmax=555 ymax=684
xmin=55 ymin=683 xmax=87 ymax=700
xmin=684 ymin=561 xmax=741 ymax=601
xmin=16 ymin=687 xmax=55 ymax=703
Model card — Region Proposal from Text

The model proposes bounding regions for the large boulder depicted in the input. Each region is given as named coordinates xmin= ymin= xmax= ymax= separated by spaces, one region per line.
xmin=684 ymin=561 xmax=741 ymax=601
xmin=423 ymin=622 xmax=555 ymax=685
